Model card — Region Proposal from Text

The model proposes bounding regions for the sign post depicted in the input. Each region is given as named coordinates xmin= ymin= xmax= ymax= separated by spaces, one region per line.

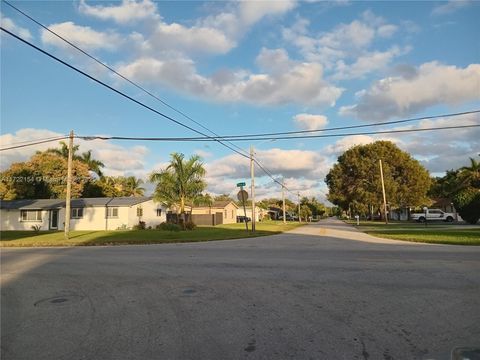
xmin=237 ymin=182 xmax=249 ymax=232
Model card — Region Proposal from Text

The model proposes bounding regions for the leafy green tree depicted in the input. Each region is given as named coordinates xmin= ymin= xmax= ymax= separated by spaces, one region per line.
xmin=300 ymin=204 xmax=312 ymax=221
xmin=325 ymin=141 xmax=431 ymax=217
xmin=0 ymin=152 xmax=89 ymax=199
xmin=149 ymin=153 xmax=206 ymax=224
xmin=459 ymin=157 xmax=480 ymax=188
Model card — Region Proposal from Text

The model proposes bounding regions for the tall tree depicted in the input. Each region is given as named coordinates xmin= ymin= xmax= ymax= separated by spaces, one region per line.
xmin=459 ymin=157 xmax=480 ymax=188
xmin=45 ymin=141 xmax=80 ymax=160
xmin=80 ymin=150 xmax=105 ymax=177
xmin=0 ymin=152 xmax=89 ymax=200
xmin=149 ymin=153 xmax=206 ymax=224
xmin=123 ymin=176 xmax=145 ymax=197
xmin=325 ymin=141 xmax=431 ymax=217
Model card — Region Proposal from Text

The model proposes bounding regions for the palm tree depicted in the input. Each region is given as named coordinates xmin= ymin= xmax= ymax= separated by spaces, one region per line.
xmin=149 ymin=153 xmax=206 ymax=225
xmin=45 ymin=141 xmax=80 ymax=159
xmin=80 ymin=150 xmax=105 ymax=177
xmin=123 ymin=176 xmax=145 ymax=197
xmin=459 ymin=157 xmax=480 ymax=188
xmin=193 ymin=193 xmax=214 ymax=214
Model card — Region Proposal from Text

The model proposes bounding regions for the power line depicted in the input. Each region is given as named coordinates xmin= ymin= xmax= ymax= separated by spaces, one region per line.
xmin=182 ymin=109 xmax=480 ymax=139
xmin=76 ymin=124 xmax=480 ymax=142
xmin=0 ymin=26 xmax=250 ymax=161
xmin=0 ymin=136 xmax=68 ymax=151
xmin=2 ymin=0 xmax=250 ymax=159
xmin=0 ymin=135 xmax=68 ymax=147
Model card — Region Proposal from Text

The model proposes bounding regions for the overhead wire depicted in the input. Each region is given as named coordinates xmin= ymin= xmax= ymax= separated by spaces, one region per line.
xmin=1 ymin=0 xmax=250 ymax=158
xmin=0 ymin=26 xmax=251 ymax=162
xmin=0 ymin=136 xmax=69 ymax=151
xmin=76 ymin=123 xmax=480 ymax=142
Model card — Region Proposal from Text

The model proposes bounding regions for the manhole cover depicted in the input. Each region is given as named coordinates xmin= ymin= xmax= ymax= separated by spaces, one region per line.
xmin=34 ymin=294 xmax=84 ymax=307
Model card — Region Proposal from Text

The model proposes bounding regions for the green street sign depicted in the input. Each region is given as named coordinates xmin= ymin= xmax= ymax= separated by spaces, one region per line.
xmin=237 ymin=182 xmax=246 ymax=187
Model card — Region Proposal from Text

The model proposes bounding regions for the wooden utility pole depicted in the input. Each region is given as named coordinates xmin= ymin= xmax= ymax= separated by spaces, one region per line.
xmin=64 ymin=130 xmax=74 ymax=239
xmin=379 ymin=159 xmax=388 ymax=225
xmin=250 ymin=145 xmax=256 ymax=232
xmin=282 ymin=179 xmax=286 ymax=224
xmin=298 ymin=192 xmax=301 ymax=223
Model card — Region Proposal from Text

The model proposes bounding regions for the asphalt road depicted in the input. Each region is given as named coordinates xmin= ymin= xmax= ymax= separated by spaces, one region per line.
xmin=1 ymin=218 xmax=479 ymax=360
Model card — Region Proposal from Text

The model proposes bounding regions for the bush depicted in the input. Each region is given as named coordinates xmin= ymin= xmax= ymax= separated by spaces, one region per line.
xmin=132 ymin=221 xmax=146 ymax=230
xmin=184 ymin=221 xmax=196 ymax=231
xmin=156 ymin=222 xmax=181 ymax=231
xmin=454 ymin=188 xmax=480 ymax=224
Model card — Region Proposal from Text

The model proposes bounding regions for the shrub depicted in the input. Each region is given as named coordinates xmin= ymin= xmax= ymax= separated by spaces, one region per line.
xmin=156 ymin=222 xmax=181 ymax=231
xmin=453 ymin=188 xmax=480 ymax=224
xmin=184 ymin=221 xmax=196 ymax=231
xmin=132 ymin=221 xmax=146 ymax=230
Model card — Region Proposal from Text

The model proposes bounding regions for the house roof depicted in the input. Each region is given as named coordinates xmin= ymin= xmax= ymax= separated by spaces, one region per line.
xmin=192 ymin=200 xmax=239 ymax=209
xmin=0 ymin=196 xmax=153 ymax=210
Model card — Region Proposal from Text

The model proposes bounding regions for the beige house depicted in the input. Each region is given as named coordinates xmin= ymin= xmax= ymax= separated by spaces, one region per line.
xmin=0 ymin=197 xmax=167 ymax=231
xmin=191 ymin=200 xmax=239 ymax=224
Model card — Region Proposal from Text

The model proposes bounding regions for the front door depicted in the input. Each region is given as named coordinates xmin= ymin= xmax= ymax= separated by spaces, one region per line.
xmin=50 ymin=210 xmax=59 ymax=230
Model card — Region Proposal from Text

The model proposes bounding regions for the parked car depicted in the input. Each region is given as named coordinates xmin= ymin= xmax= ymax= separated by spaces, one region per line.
xmin=411 ymin=208 xmax=455 ymax=222
xmin=236 ymin=216 xmax=251 ymax=223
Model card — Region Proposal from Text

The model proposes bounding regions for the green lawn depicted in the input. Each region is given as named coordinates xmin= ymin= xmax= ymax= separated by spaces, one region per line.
xmin=345 ymin=220 xmax=480 ymax=245
xmin=0 ymin=221 xmax=302 ymax=247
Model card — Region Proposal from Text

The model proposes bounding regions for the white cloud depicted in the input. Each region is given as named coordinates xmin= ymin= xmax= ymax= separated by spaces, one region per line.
xmin=78 ymin=0 xmax=160 ymax=24
xmin=117 ymin=50 xmax=343 ymax=107
xmin=1 ymin=13 xmax=32 ymax=40
xmin=238 ymin=0 xmax=297 ymax=27
xmin=205 ymin=148 xmax=329 ymax=181
xmin=333 ymin=46 xmax=411 ymax=80
xmin=340 ymin=62 xmax=480 ymax=120
xmin=0 ymin=129 xmax=148 ymax=178
xmin=431 ymin=0 xmax=472 ymax=16
xmin=293 ymin=114 xmax=328 ymax=130
xmin=41 ymin=22 xmax=122 ymax=51
xmin=283 ymin=11 xmax=406 ymax=79
xmin=143 ymin=22 xmax=234 ymax=56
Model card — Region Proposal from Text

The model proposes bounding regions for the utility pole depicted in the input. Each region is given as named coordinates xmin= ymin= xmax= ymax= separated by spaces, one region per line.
xmin=379 ymin=159 xmax=388 ymax=225
xmin=298 ymin=192 xmax=301 ymax=223
xmin=282 ymin=179 xmax=286 ymax=224
xmin=64 ymin=130 xmax=74 ymax=239
xmin=250 ymin=145 xmax=256 ymax=232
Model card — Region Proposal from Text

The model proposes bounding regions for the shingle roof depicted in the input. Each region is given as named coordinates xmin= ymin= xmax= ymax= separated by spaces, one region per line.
xmin=0 ymin=196 xmax=153 ymax=210
xmin=193 ymin=200 xmax=238 ymax=209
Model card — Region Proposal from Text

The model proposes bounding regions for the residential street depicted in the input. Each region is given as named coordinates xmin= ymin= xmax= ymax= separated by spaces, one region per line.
xmin=1 ymin=218 xmax=479 ymax=360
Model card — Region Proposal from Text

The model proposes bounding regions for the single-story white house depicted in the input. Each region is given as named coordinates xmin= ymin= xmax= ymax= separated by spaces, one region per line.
xmin=0 ymin=197 xmax=167 ymax=231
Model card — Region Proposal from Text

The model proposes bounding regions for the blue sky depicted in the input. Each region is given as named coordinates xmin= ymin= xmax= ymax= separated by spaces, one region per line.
xmin=1 ymin=0 xmax=479 ymax=201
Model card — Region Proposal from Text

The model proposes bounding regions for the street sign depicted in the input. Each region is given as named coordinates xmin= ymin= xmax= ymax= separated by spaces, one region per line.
xmin=237 ymin=190 xmax=248 ymax=202
xmin=237 ymin=182 xmax=246 ymax=187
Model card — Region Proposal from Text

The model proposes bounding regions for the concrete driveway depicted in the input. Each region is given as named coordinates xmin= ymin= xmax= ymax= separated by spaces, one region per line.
xmin=1 ymin=218 xmax=479 ymax=360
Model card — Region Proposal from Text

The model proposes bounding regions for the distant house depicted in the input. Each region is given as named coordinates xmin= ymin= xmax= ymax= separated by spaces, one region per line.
xmin=191 ymin=200 xmax=238 ymax=225
xmin=0 ymin=197 xmax=167 ymax=231
xmin=238 ymin=206 xmax=269 ymax=222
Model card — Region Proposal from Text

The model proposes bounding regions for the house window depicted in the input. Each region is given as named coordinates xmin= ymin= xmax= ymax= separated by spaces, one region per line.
xmin=232 ymin=210 xmax=234 ymax=218
xmin=71 ymin=208 xmax=84 ymax=219
xmin=106 ymin=207 xmax=119 ymax=218
xmin=156 ymin=209 xmax=162 ymax=217
xmin=20 ymin=210 xmax=42 ymax=222
xmin=137 ymin=207 xmax=143 ymax=217
xmin=224 ymin=210 xmax=227 ymax=218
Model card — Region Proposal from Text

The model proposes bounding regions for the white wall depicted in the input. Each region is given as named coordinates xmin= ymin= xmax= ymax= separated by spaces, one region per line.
xmin=128 ymin=200 xmax=167 ymax=229
xmin=1 ymin=209 xmax=50 ymax=231
xmin=0 ymin=200 xmax=167 ymax=231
